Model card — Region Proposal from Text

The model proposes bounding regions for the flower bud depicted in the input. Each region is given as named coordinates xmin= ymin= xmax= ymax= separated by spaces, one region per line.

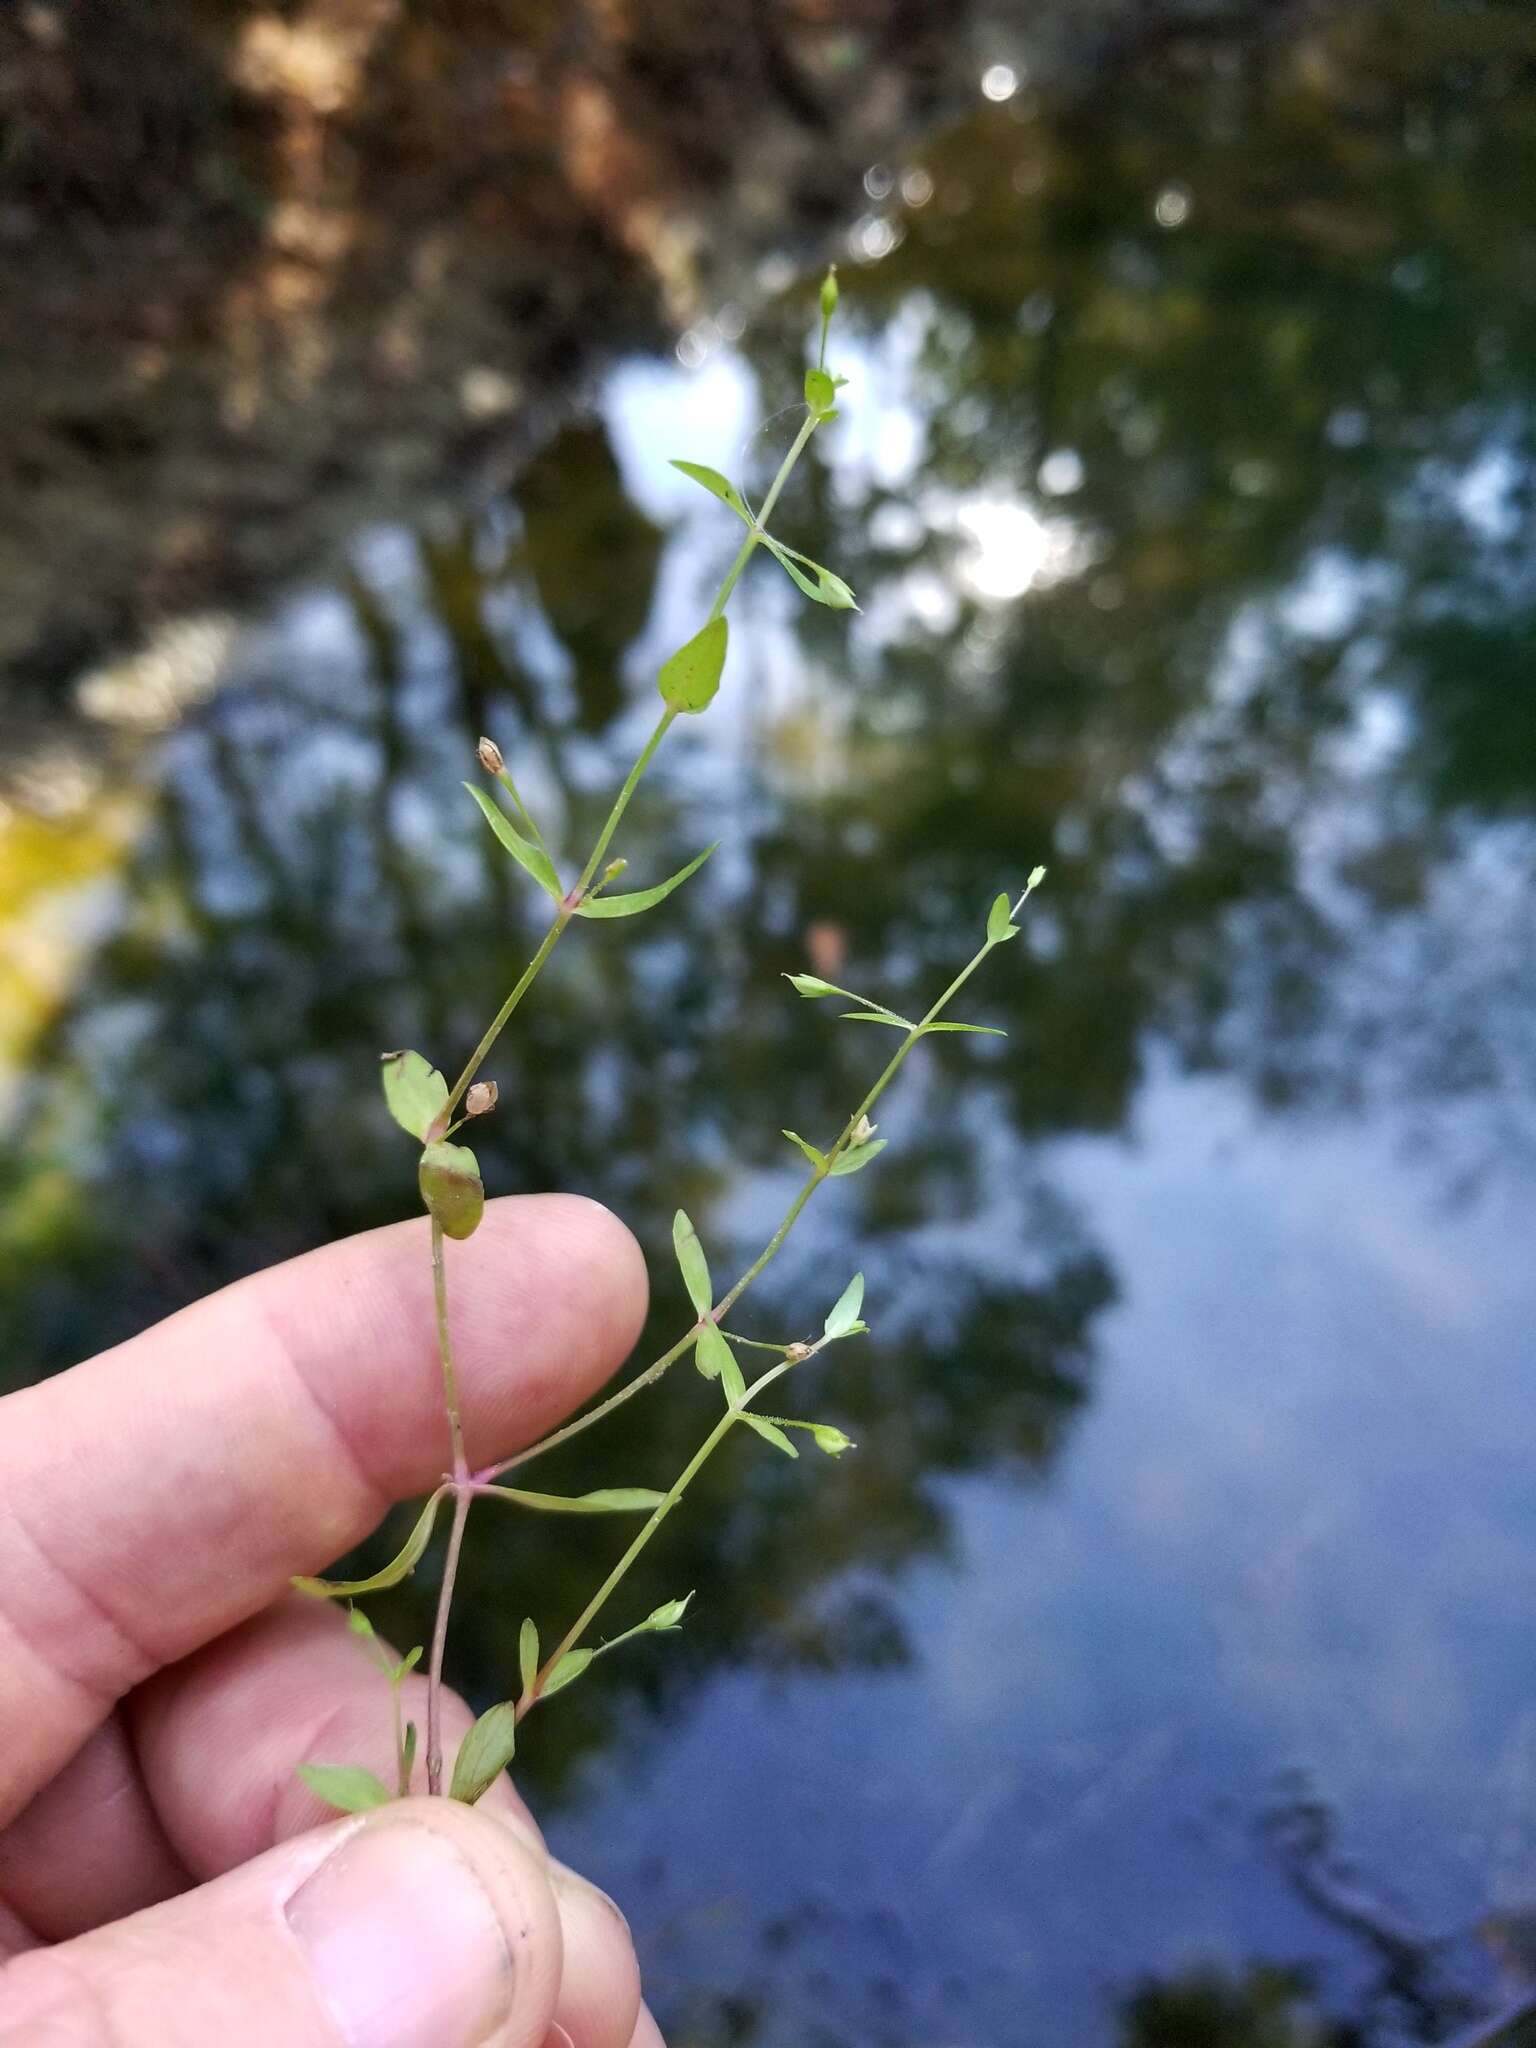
xmin=465 ymin=1080 xmax=499 ymax=1117
xmin=477 ymin=736 xmax=504 ymax=776
xmin=851 ymin=1114 xmax=876 ymax=1147
xmin=785 ymin=1341 xmax=813 ymax=1362
xmin=820 ymin=266 xmax=839 ymax=321
xmin=602 ymin=858 xmax=628 ymax=884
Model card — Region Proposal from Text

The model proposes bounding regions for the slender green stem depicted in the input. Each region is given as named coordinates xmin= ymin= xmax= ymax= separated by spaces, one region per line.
xmin=573 ymin=707 xmax=676 ymax=896
xmin=481 ymin=930 xmax=1006 ymax=1484
xmin=713 ymin=411 xmax=819 ymax=618
xmin=520 ymin=1356 xmax=806 ymax=1715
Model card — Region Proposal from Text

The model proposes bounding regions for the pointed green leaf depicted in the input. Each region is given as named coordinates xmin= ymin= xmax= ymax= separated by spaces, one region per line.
xmin=297 ymin=1763 xmax=392 ymax=1814
xmin=782 ymin=1129 xmax=828 ymax=1171
xmin=670 ymin=460 xmax=753 ymax=525
xmin=419 ymin=1140 xmax=484 ymax=1240
xmin=829 ymin=1138 xmax=887 ymax=1176
xmin=673 ymin=1209 xmax=712 ymax=1314
xmin=743 ymin=1413 xmax=798 ymax=1458
xmin=294 ymin=1491 xmax=444 ymax=1599
xmin=804 ymin=367 xmax=837 ymax=415
xmin=987 ymin=892 xmax=1019 ymax=944
xmin=395 ymin=1646 xmax=422 ymax=1680
xmin=762 ymin=538 xmax=859 ymax=610
xmin=808 ymin=1422 xmax=857 ymax=1456
xmin=837 ymin=1010 xmax=910 ymax=1029
xmin=924 ymin=1021 xmax=1007 ymax=1037
xmin=464 ymin=783 xmax=563 ymax=900
xmin=493 ymin=1487 xmax=666 ymax=1514
xmin=518 ymin=1619 xmax=539 ymax=1702
xmin=824 ymin=1272 xmax=865 ymax=1339
xmin=450 ymin=1702 xmax=518 ymax=1806
xmin=574 ymin=842 xmax=717 ymax=918
xmin=658 ymin=617 xmax=729 ymax=714
xmin=380 ymin=1050 xmax=449 ymax=1142
xmin=696 ymin=1321 xmax=736 ymax=1394
xmin=542 ymin=1647 xmax=594 ymax=1698
xmin=399 ymin=1720 xmax=417 ymax=1792
xmin=718 ymin=1340 xmax=746 ymax=1410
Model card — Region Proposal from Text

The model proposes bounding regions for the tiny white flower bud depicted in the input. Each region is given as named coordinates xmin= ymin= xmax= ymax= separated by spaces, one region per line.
xmin=851 ymin=1115 xmax=876 ymax=1147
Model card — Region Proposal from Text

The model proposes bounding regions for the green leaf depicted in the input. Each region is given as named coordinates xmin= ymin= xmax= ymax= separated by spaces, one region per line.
xmin=808 ymin=1422 xmax=856 ymax=1456
xmin=804 ymin=367 xmax=837 ymax=414
xmin=450 ymin=1702 xmax=518 ymax=1806
xmin=518 ymin=1619 xmax=539 ymax=1701
xmin=395 ymin=1646 xmax=422 ymax=1680
xmin=347 ymin=1606 xmax=376 ymax=1638
xmin=297 ymin=1763 xmax=392 ymax=1814
xmin=493 ymin=1487 xmax=666 ymax=1514
xmin=782 ymin=1128 xmax=828 ymax=1171
xmin=464 ymin=783 xmax=563 ymax=900
xmin=924 ymin=1021 xmax=1007 ymax=1037
xmin=294 ymin=1490 xmax=444 ymax=1599
xmin=718 ymin=1341 xmax=746 ymax=1410
xmin=399 ymin=1720 xmax=417 ymax=1792
xmin=658 ymin=616 xmax=729 ymax=714
xmin=829 ymin=1138 xmax=887 ymax=1176
xmin=673 ymin=1208 xmax=712 ymax=1314
xmin=574 ymin=841 xmax=717 ymax=918
xmin=542 ymin=1647 xmax=594 ymax=1698
xmin=670 ymin=460 xmax=753 ymax=525
xmin=380 ymin=1050 xmax=449 ymax=1142
xmin=419 ymin=1140 xmax=484 ymax=1240
xmin=743 ymin=1413 xmax=798 ymax=1458
xmin=837 ymin=1010 xmax=910 ymax=1029
xmin=987 ymin=892 xmax=1019 ymax=944
xmin=695 ymin=1321 xmax=736 ymax=1392
xmin=823 ymin=1272 xmax=865 ymax=1339
xmin=762 ymin=538 xmax=859 ymax=610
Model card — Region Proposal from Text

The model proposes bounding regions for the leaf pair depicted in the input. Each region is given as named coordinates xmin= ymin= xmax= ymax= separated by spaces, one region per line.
xmin=670 ymin=461 xmax=859 ymax=611
xmin=468 ymin=780 xmax=717 ymax=921
xmin=676 ymin=1209 xmax=749 ymax=1405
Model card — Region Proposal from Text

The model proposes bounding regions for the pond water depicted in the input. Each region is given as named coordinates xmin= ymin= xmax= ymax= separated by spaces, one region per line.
xmin=3 ymin=5 xmax=1536 ymax=2043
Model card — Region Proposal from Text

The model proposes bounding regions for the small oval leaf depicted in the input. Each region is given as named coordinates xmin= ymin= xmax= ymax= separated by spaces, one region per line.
xmin=464 ymin=783 xmax=563 ymax=899
xmin=804 ymin=367 xmax=838 ymax=415
xmin=518 ymin=1619 xmax=539 ymax=1701
xmin=743 ymin=1413 xmax=799 ymax=1458
xmin=823 ymin=1273 xmax=865 ymax=1340
xmin=673 ymin=1209 xmax=713 ymax=1314
xmin=658 ymin=616 xmax=729 ymax=714
xmin=670 ymin=460 xmax=753 ymax=525
xmin=297 ymin=1763 xmax=392 ymax=1814
xmin=987 ymin=892 xmax=1019 ymax=944
xmin=782 ymin=1128 xmax=828 ymax=1171
xmin=419 ymin=1140 xmax=484 ymax=1240
xmin=575 ymin=842 xmax=718 ymax=919
xmin=293 ymin=1490 xmax=444 ymax=1599
xmin=450 ymin=1702 xmax=518 ymax=1806
xmin=695 ymin=1322 xmax=735 ymax=1387
xmin=542 ymin=1647 xmax=594 ymax=1698
xmin=380 ymin=1050 xmax=449 ymax=1142
xmin=829 ymin=1138 xmax=887 ymax=1176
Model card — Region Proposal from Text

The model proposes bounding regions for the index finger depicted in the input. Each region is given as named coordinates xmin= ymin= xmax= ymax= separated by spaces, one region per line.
xmin=0 ymin=1195 xmax=647 ymax=1826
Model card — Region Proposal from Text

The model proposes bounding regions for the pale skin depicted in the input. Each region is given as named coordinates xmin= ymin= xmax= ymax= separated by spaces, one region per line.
xmin=0 ymin=1193 xmax=666 ymax=2048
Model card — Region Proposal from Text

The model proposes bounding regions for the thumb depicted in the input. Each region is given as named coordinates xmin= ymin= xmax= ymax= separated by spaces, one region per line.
xmin=0 ymin=1799 xmax=563 ymax=2048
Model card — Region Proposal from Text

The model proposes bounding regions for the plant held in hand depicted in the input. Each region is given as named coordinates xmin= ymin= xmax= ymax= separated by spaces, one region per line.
xmin=293 ymin=269 xmax=1045 ymax=1812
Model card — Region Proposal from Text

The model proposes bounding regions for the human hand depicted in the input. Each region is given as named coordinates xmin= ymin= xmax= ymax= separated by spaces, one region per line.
xmin=0 ymin=1195 xmax=663 ymax=2048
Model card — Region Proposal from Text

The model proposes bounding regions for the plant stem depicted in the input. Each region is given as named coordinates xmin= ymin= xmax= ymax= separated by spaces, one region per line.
xmin=714 ymin=411 xmax=819 ymax=618
xmin=519 ymin=1356 xmax=804 ymax=1717
xmin=430 ymin=1218 xmax=467 ymax=1479
xmin=480 ymin=927 xmax=1007 ymax=1484
xmin=425 ymin=1483 xmax=470 ymax=1796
